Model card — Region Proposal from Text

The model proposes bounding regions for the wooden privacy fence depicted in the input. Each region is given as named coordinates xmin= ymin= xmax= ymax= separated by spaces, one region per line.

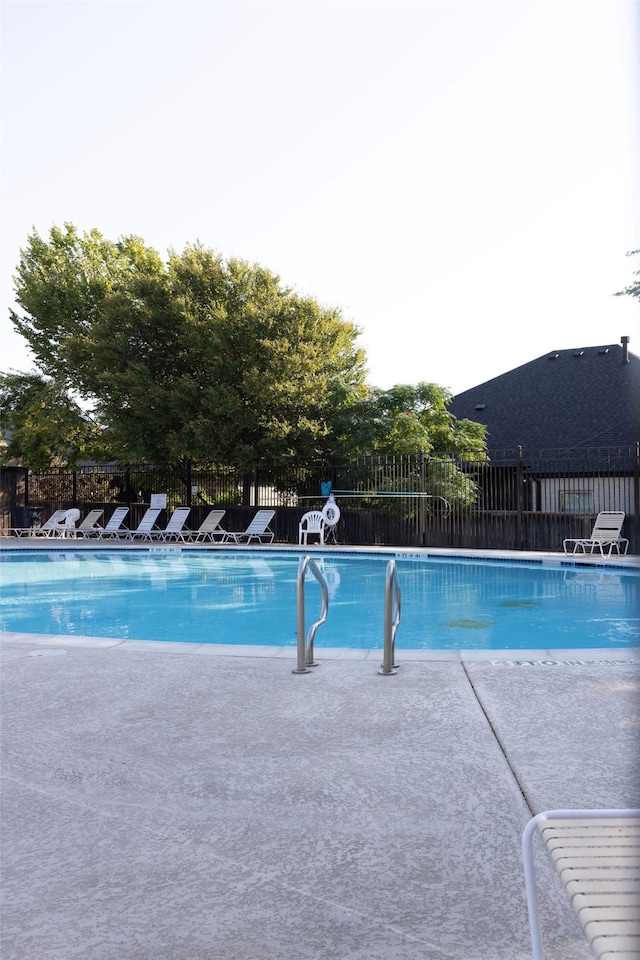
xmin=1 ymin=445 xmax=638 ymax=552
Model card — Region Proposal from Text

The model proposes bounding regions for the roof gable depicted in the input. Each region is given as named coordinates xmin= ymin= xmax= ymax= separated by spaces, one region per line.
xmin=448 ymin=342 xmax=640 ymax=453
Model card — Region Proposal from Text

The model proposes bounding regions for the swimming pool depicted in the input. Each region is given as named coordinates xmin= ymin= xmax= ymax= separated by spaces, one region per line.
xmin=0 ymin=548 xmax=638 ymax=650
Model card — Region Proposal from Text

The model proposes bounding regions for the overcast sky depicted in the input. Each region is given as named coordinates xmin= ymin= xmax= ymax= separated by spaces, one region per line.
xmin=1 ymin=0 xmax=638 ymax=395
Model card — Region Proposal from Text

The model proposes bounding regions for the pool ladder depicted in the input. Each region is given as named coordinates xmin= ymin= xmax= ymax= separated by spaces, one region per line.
xmin=293 ymin=557 xmax=401 ymax=675
xmin=379 ymin=559 xmax=401 ymax=676
xmin=293 ymin=556 xmax=329 ymax=673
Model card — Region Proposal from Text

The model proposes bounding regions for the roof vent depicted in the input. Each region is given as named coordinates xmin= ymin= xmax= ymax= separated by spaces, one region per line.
xmin=621 ymin=335 xmax=630 ymax=364
xmin=474 ymin=403 xmax=486 ymax=411
xmin=598 ymin=348 xmax=609 ymax=355
xmin=548 ymin=353 xmax=559 ymax=359
xmin=573 ymin=351 xmax=584 ymax=357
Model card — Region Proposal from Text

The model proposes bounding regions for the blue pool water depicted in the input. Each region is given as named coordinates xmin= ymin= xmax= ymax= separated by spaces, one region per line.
xmin=0 ymin=549 xmax=638 ymax=650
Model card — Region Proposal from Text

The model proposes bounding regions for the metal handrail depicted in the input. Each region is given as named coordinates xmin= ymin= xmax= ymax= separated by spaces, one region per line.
xmin=379 ymin=559 xmax=401 ymax=675
xmin=292 ymin=556 xmax=329 ymax=674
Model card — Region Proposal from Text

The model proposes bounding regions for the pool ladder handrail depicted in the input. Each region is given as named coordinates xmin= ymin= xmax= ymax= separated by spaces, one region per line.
xmin=379 ymin=559 xmax=401 ymax=675
xmin=292 ymin=556 xmax=329 ymax=674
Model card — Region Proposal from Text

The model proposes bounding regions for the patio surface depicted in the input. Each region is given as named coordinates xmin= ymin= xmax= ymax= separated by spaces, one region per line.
xmin=1 ymin=634 xmax=638 ymax=960
xmin=1 ymin=544 xmax=639 ymax=959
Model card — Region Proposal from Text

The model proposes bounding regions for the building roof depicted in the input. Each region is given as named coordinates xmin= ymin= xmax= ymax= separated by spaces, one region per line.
xmin=448 ymin=338 xmax=640 ymax=454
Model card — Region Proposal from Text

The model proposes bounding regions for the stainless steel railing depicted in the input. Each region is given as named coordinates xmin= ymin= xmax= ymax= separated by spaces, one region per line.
xmin=379 ymin=559 xmax=401 ymax=675
xmin=292 ymin=556 xmax=329 ymax=674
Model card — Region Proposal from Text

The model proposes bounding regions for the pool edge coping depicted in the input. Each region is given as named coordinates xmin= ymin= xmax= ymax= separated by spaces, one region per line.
xmin=2 ymin=632 xmax=638 ymax=665
xmin=1 ymin=539 xmax=638 ymax=569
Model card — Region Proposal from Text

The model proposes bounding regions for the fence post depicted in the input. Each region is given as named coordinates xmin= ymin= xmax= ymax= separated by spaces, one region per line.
xmin=419 ymin=450 xmax=426 ymax=546
xmin=241 ymin=474 xmax=251 ymax=506
xmin=125 ymin=468 xmax=132 ymax=509
xmin=516 ymin=446 xmax=524 ymax=549
xmin=186 ymin=460 xmax=192 ymax=507
xmin=330 ymin=456 xmax=338 ymax=491
xmin=72 ymin=470 xmax=77 ymax=507
xmin=633 ymin=443 xmax=640 ymax=554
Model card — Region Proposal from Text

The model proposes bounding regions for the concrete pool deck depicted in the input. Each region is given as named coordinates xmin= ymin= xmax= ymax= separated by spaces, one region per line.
xmin=1 ymin=544 xmax=639 ymax=959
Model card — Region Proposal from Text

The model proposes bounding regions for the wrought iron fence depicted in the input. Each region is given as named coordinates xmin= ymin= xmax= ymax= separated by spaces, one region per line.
xmin=2 ymin=445 xmax=638 ymax=552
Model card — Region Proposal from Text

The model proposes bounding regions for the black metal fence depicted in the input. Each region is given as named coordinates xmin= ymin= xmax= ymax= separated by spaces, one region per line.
xmin=2 ymin=445 xmax=638 ymax=552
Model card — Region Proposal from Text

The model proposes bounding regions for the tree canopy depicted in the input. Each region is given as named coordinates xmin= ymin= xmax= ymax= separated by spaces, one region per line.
xmin=8 ymin=225 xmax=370 ymax=470
xmin=4 ymin=223 xmax=486 ymax=470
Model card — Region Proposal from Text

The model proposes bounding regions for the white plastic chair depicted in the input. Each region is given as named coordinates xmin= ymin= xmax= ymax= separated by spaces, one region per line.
xmin=298 ymin=510 xmax=325 ymax=546
xmin=50 ymin=508 xmax=81 ymax=538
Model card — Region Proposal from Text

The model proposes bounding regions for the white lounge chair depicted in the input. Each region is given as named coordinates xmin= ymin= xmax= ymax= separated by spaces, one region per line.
xmin=224 ymin=509 xmax=275 ymax=544
xmin=70 ymin=509 xmax=104 ymax=537
xmin=181 ymin=509 xmax=227 ymax=543
xmin=94 ymin=507 xmax=129 ymax=538
xmin=150 ymin=506 xmax=191 ymax=542
xmin=523 ymin=808 xmax=640 ymax=960
xmin=298 ymin=510 xmax=325 ymax=545
xmin=563 ymin=511 xmax=629 ymax=557
xmin=115 ymin=507 xmax=163 ymax=540
xmin=9 ymin=509 xmax=67 ymax=537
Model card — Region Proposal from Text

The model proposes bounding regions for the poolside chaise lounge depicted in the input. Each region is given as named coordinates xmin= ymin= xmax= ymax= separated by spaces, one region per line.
xmin=563 ymin=511 xmax=629 ymax=557
xmin=11 ymin=508 xmax=83 ymax=538
xmin=114 ymin=507 xmax=163 ymax=541
xmin=9 ymin=509 xmax=68 ymax=537
xmin=523 ymin=808 xmax=640 ymax=960
xmin=223 ymin=509 xmax=275 ymax=544
xmin=149 ymin=506 xmax=191 ymax=542
xmin=92 ymin=507 xmax=129 ymax=538
xmin=180 ymin=509 xmax=227 ymax=543
xmin=69 ymin=509 xmax=104 ymax=537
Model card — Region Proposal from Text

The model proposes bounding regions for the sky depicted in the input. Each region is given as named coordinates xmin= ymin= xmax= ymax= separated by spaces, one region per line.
xmin=1 ymin=0 xmax=638 ymax=396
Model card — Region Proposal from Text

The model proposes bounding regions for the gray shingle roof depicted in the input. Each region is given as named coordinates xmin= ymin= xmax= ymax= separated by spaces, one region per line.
xmin=448 ymin=340 xmax=640 ymax=453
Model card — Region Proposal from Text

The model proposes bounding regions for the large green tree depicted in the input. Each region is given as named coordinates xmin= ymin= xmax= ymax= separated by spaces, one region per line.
xmin=6 ymin=223 xmax=486 ymax=474
xmin=8 ymin=225 xmax=368 ymax=470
